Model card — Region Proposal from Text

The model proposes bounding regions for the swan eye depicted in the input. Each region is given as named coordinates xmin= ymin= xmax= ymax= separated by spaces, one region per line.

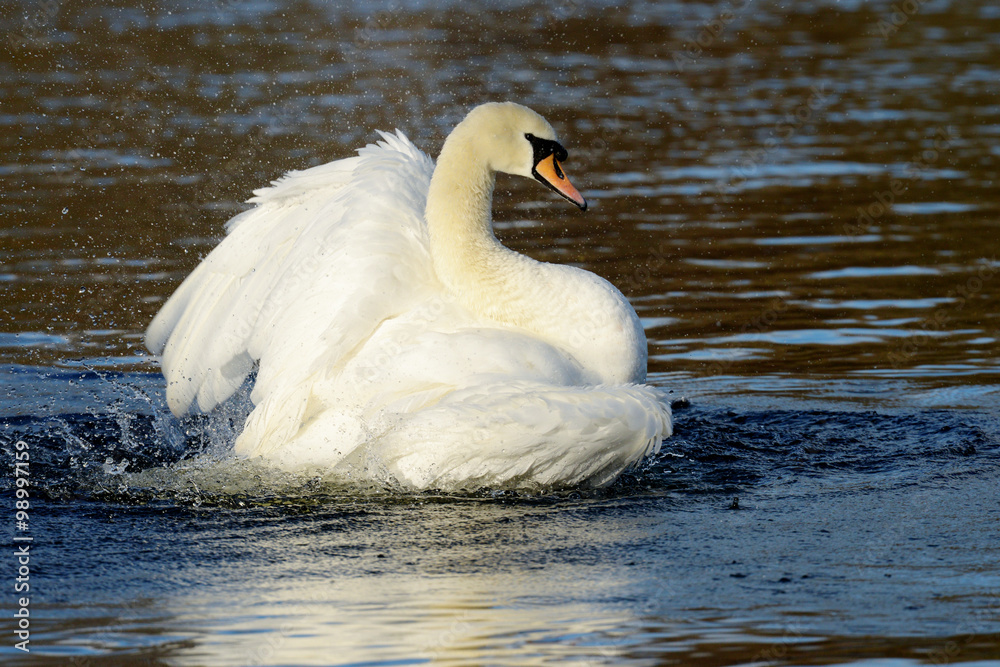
xmin=525 ymin=133 xmax=569 ymax=167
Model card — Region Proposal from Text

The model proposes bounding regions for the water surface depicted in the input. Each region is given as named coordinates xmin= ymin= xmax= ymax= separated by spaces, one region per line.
xmin=2 ymin=0 xmax=999 ymax=664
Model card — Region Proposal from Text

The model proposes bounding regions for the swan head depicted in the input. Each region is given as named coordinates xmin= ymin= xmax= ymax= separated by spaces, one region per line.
xmin=456 ymin=102 xmax=587 ymax=210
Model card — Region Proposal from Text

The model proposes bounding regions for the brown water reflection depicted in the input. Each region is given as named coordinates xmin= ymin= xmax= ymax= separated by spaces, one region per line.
xmin=3 ymin=0 xmax=999 ymax=407
xmin=24 ymin=608 xmax=1000 ymax=667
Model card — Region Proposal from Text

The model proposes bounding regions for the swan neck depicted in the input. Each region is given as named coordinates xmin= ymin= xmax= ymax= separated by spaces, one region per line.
xmin=421 ymin=111 xmax=645 ymax=384
xmin=426 ymin=133 xmax=504 ymax=289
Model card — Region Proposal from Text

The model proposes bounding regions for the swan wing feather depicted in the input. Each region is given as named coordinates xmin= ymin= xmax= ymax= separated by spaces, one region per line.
xmin=146 ymin=131 xmax=435 ymax=416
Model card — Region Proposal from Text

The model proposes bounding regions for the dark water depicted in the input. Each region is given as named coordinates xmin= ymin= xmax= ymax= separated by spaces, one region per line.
xmin=2 ymin=0 xmax=1000 ymax=664
xmin=3 ymin=371 xmax=999 ymax=665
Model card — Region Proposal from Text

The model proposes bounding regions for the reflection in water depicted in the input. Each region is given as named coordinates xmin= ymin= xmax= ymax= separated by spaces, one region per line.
xmin=19 ymin=442 xmax=1000 ymax=666
xmin=3 ymin=0 xmax=1000 ymax=664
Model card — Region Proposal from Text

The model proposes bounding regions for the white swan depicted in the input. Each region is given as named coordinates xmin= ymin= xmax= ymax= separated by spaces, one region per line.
xmin=147 ymin=102 xmax=672 ymax=491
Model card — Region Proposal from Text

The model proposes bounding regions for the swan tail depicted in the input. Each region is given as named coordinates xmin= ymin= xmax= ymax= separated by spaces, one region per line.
xmin=367 ymin=383 xmax=672 ymax=491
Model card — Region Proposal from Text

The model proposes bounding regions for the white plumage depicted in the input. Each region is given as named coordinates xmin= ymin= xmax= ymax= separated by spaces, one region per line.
xmin=147 ymin=103 xmax=671 ymax=491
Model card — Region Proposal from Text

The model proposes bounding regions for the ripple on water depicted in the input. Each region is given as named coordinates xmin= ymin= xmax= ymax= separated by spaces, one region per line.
xmin=807 ymin=266 xmax=942 ymax=279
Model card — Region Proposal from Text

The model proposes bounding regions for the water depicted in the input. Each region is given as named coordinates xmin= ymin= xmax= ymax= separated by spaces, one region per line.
xmin=2 ymin=0 xmax=1000 ymax=663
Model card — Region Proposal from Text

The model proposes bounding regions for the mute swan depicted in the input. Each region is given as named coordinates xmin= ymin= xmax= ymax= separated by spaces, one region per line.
xmin=147 ymin=102 xmax=672 ymax=491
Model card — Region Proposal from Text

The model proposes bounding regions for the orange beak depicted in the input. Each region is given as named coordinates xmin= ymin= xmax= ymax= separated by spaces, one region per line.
xmin=533 ymin=154 xmax=587 ymax=210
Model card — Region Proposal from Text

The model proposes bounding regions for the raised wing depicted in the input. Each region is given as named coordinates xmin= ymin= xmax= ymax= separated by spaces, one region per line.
xmin=146 ymin=131 xmax=436 ymax=416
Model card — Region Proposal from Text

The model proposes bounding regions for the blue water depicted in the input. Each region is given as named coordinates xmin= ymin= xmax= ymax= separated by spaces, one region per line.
xmin=1 ymin=367 xmax=999 ymax=664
